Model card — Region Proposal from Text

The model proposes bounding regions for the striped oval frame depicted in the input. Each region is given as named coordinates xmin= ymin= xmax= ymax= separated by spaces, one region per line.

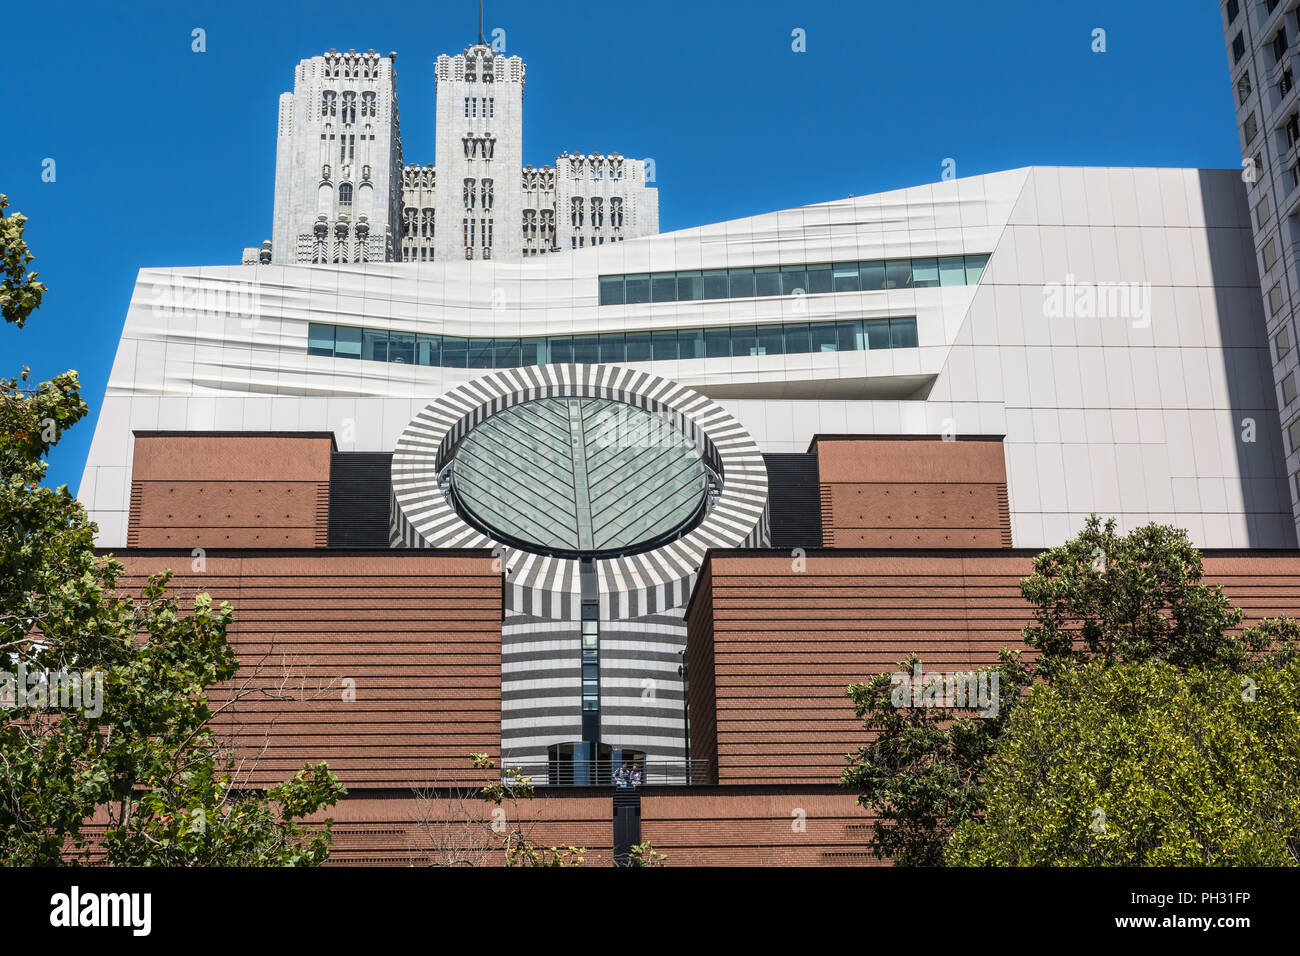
xmin=390 ymin=364 xmax=769 ymax=619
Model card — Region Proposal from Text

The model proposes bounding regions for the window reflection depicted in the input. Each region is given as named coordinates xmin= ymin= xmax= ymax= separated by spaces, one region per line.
xmin=306 ymin=315 xmax=921 ymax=368
xmin=597 ymin=254 xmax=992 ymax=305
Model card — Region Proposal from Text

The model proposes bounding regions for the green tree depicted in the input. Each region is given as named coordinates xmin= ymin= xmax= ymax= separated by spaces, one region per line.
xmin=1 ymin=195 xmax=344 ymax=865
xmin=841 ymin=651 xmax=1031 ymax=866
xmin=1021 ymin=516 xmax=1296 ymax=680
xmin=842 ymin=515 xmax=1298 ymax=865
xmin=471 ymin=755 xmax=586 ymax=866
xmin=945 ymin=659 xmax=1300 ymax=866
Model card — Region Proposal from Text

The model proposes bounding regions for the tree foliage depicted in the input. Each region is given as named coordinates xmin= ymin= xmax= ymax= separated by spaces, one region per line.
xmin=842 ymin=515 xmax=1299 ymax=865
xmin=0 ymin=195 xmax=45 ymax=328
xmin=471 ymin=754 xmax=587 ymax=867
xmin=1021 ymin=516 xmax=1295 ymax=679
xmin=1 ymin=196 xmax=344 ymax=865
xmin=945 ymin=659 xmax=1300 ymax=866
xmin=841 ymin=651 xmax=1030 ymax=866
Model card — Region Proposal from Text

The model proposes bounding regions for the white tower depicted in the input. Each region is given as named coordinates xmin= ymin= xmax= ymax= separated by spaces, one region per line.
xmin=270 ymin=49 xmax=404 ymax=264
xmin=432 ymin=40 xmax=525 ymax=261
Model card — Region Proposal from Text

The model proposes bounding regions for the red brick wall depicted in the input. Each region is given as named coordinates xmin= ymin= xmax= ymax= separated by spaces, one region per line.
xmin=315 ymin=792 xmax=615 ymax=866
xmin=116 ymin=551 xmax=502 ymax=789
xmin=687 ymin=551 xmax=1300 ymax=786
xmin=812 ymin=437 xmax=1012 ymax=548
xmin=127 ymin=433 xmax=334 ymax=548
xmin=641 ymin=789 xmax=874 ymax=866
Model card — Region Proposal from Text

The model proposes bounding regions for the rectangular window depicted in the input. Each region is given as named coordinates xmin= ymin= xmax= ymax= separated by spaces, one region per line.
xmin=651 ymin=329 xmax=679 ymax=360
xmin=572 ymin=334 xmax=600 ymax=363
xmin=1276 ymin=324 xmax=1293 ymax=360
xmin=362 ymin=329 xmax=388 ymax=362
xmin=805 ymin=264 xmax=833 ymax=294
xmin=911 ymin=258 xmax=941 ymax=288
xmin=598 ymin=333 xmax=625 ymax=363
xmin=1285 ymin=371 xmax=1298 ymax=406
xmin=1226 ymin=0 xmax=1240 ymax=23
xmin=441 ymin=336 xmax=468 ymax=368
xmin=754 ymin=267 xmax=781 ymax=297
xmin=885 ymin=259 xmax=913 ymax=290
xmin=624 ymin=331 xmax=651 ymax=362
xmin=701 ymin=270 xmax=729 ymax=299
xmin=1239 ymin=69 xmax=1253 ymax=104
xmin=756 ymin=323 xmax=784 ymax=356
xmin=307 ymin=323 xmax=335 ymax=356
xmin=676 ymin=271 xmax=702 ymax=301
xmin=1264 ymin=237 xmax=1280 ymax=271
xmin=650 ymin=274 xmax=677 ymax=302
xmin=781 ymin=266 xmax=808 ymax=295
xmin=865 ymin=319 xmax=891 ymax=350
xmin=836 ymin=320 xmax=862 ymax=351
xmin=1270 ymin=282 xmax=1286 ymax=315
xmin=728 ymin=269 xmax=756 ymax=298
xmin=1233 ymin=33 xmax=1245 ymax=64
xmin=939 ymin=256 xmax=967 ymax=287
xmin=386 ymin=331 xmax=415 ymax=365
xmin=520 ymin=337 xmax=547 ymax=365
xmin=334 ymin=325 xmax=362 ymax=358
xmin=832 ymin=263 xmax=861 ymax=293
xmin=494 ymin=338 xmax=521 ymax=367
xmin=417 ymin=334 xmax=441 ymax=366
xmin=677 ymin=328 xmax=704 ymax=360
xmin=890 ymin=317 xmax=920 ymax=349
xmin=624 ymin=275 xmax=650 ymax=305
xmin=810 ymin=322 xmax=838 ymax=352
xmin=599 ymin=276 xmax=625 ymax=305
xmin=1288 ymin=416 xmax=1300 ymax=453
xmin=467 ymin=337 xmax=494 ymax=368
xmin=1244 ymin=111 xmax=1258 ymax=144
xmin=731 ymin=326 xmax=758 ymax=357
xmin=704 ymin=326 xmax=731 ymax=358
xmin=784 ymin=322 xmax=810 ymax=354
xmin=1257 ymin=194 xmax=1272 ymax=228
xmin=549 ymin=336 xmax=574 ymax=363
xmin=859 ymin=261 xmax=887 ymax=291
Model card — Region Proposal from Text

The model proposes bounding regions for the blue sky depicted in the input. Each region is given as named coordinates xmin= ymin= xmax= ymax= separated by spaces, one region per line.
xmin=1 ymin=0 xmax=1240 ymax=493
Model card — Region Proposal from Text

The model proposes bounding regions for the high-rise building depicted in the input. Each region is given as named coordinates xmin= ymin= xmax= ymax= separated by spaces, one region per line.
xmin=260 ymin=37 xmax=658 ymax=266
xmin=268 ymin=50 xmax=405 ymax=265
xmin=1220 ymin=0 xmax=1300 ymax=540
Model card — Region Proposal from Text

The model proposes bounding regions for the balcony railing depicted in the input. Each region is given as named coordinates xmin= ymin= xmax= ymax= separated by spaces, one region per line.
xmin=502 ymin=758 xmax=712 ymax=788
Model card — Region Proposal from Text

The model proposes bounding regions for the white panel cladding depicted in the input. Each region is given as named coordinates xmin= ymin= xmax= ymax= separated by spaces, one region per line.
xmin=500 ymin=612 xmax=688 ymax=768
xmin=85 ymin=166 xmax=1293 ymax=551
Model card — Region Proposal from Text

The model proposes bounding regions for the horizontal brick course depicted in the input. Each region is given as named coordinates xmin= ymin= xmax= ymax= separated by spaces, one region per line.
xmin=688 ymin=550 xmax=1300 ymax=786
xmin=115 ymin=551 xmax=502 ymax=789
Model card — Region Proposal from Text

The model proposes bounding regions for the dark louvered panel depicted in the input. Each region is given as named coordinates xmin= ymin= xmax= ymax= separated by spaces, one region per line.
xmin=328 ymin=452 xmax=394 ymax=548
xmin=762 ymin=453 xmax=822 ymax=549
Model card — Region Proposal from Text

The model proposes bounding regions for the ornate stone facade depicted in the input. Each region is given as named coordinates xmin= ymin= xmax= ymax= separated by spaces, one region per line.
xmin=265 ymin=41 xmax=658 ymax=264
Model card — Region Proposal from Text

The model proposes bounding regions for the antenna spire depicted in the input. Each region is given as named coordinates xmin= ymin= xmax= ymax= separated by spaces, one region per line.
xmin=478 ymin=0 xmax=484 ymax=45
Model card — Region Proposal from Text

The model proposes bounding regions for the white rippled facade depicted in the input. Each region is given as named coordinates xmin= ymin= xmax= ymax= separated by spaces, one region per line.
xmin=85 ymin=166 xmax=1293 ymax=550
